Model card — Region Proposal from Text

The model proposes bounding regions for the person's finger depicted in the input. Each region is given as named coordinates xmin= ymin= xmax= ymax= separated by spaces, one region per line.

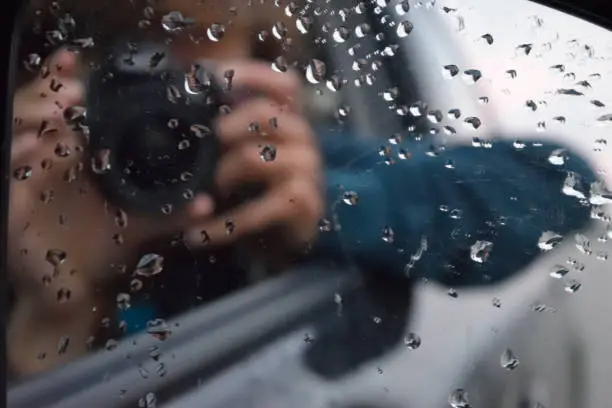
xmin=215 ymin=140 xmax=320 ymax=196
xmin=213 ymin=60 xmax=302 ymax=113
xmin=184 ymin=176 xmax=323 ymax=248
xmin=10 ymin=130 xmax=41 ymax=163
xmin=132 ymin=193 xmax=216 ymax=240
xmin=13 ymin=79 xmax=84 ymax=130
xmin=215 ymin=99 xmax=313 ymax=147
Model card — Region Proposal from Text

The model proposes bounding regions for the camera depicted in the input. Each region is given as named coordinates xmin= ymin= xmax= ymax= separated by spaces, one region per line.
xmin=84 ymin=42 xmax=225 ymax=214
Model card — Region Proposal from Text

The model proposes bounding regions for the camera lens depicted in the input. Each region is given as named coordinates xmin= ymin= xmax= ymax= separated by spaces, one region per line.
xmin=117 ymin=114 xmax=199 ymax=190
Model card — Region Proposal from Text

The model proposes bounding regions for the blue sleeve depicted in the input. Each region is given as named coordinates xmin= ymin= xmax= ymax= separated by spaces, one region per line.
xmin=312 ymin=133 xmax=595 ymax=286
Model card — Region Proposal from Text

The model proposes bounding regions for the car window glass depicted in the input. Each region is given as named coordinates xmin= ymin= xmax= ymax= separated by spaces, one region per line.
xmin=6 ymin=1 xmax=611 ymax=408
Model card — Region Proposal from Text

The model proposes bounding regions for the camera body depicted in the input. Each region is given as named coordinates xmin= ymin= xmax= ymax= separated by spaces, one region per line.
xmin=85 ymin=42 xmax=224 ymax=214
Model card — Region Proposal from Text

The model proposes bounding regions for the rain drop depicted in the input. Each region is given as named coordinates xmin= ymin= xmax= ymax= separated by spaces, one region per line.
xmin=470 ymin=240 xmax=493 ymax=263
xmin=46 ymin=249 xmax=67 ymax=267
xmin=206 ymin=23 xmax=225 ymax=42
xmin=272 ymin=56 xmax=288 ymax=73
xmin=13 ymin=165 xmax=33 ymax=180
xmin=462 ymin=69 xmax=482 ymax=84
xmin=147 ymin=318 xmax=172 ymax=341
xmin=403 ymin=332 xmax=421 ymax=349
xmin=161 ymin=11 xmax=193 ymax=33
xmin=396 ymin=20 xmax=414 ymax=37
xmin=382 ymin=226 xmax=394 ymax=243
xmin=564 ymin=279 xmax=581 ymax=293
xmin=342 ymin=191 xmax=359 ymax=205
xmin=116 ymin=293 xmax=131 ymax=310
xmin=448 ymin=388 xmax=471 ymax=408
xmin=91 ymin=149 xmax=111 ymax=174
xmin=500 ymin=348 xmax=520 ymax=370
xmin=549 ymin=264 xmax=569 ymax=279
xmin=538 ymin=231 xmax=563 ymax=251
xmin=24 ymin=53 xmax=42 ymax=72
xmin=190 ymin=124 xmax=212 ymax=138
xmin=305 ymin=59 xmax=326 ymax=84
xmin=260 ymin=145 xmax=277 ymax=162
xmin=135 ymin=253 xmax=164 ymax=277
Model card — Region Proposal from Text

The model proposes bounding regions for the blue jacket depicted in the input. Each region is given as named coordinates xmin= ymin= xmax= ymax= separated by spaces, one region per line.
xmin=314 ymin=132 xmax=593 ymax=286
xmin=120 ymin=132 xmax=595 ymax=333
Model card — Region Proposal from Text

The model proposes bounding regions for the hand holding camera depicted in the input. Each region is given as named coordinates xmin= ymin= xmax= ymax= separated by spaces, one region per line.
xmin=8 ymin=46 xmax=323 ymax=376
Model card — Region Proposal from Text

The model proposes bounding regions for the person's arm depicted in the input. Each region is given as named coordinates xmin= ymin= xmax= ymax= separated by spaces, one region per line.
xmin=313 ymin=133 xmax=595 ymax=286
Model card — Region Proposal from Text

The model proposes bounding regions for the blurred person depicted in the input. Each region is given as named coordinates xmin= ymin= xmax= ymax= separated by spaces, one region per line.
xmin=8 ymin=0 xmax=596 ymax=378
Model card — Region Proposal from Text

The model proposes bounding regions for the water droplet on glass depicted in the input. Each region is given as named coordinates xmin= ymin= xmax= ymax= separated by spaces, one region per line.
xmin=105 ymin=338 xmax=118 ymax=351
xmin=147 ymin=318 xmax=172 ymax=341
xmin=564 ymin=279 xmax=581 ymax=293
xmin=296 ymin=15 xmax=313 ymax=34
xmin=395 ymin=1 xmax=410 ymax=15
xmin=260 ymin=145 xmax=277 ymax=162
xmin=160 ymin=204 xmax=173 ymax=215
xmin=548 ymin=149 xmax=566 ymax=165
xmin=225 ymin=218 xmax=235 ymax=235
xmin=272 ymin=21 xmax=288 ymax=40
xmin=206 ymin=23 xmax=225 ymax=42
xmin=24 ymin=53 xmax=42 ymax=72
xmin=442 ymin=64 xmax=459 ymax=79
xmin=382 ymin=226 xmax=394 ymax=243
xmin=403 ymin=332 xmax=421 ymax=349
xmin=427 ymin=110 xmax=443 ymax=123
xmin=46 ymin=248 xmax=67 ymax=267
xmin=58 ymin=336 xmax=70 ymax=355
xmin=409 ymin=101 xmax=427 ymax=118
xmin=449 ymin=388 xmax=471 ymax=408
xmin=549 ymin=264 xmax=569 ymax=279
xmin=40 ymin=189 xmax=55 ymax=204
xmin=355 ymin=23 xmax=371 ymax=38
xmin=305 ymin=59 xmax=326 ymax=84
xmin=332 ymin=26 xmax=351 ymax=43
xmin=130 ymin=278 xmax=143 ymax=292
xmin=342 ymin=191 xmax=359 ymax=205
xmin=318 ymin=218 xmax=332 ymax=232
xmin=139 ymin=392 xmax=157 ymax=408
xmin=462 ymin=69 xmax=482 ymax=84
xmin=575 ymin=233 xmax=592 ymax=255
xmin=516 ymin=43 xmax=533 ymax=56
xmin=382 ymin=87 xmax=400 ymax=101
xmin=114 ymin=209 xmax=128 ymax=228
xmin=396 ymin=20 xmax=414 ymax=37
xmin=538 ymin=231 xmax=563 ymax=251
xmin=178 ymin=139 xmax=190 ymax=150
xmin=91 ymin=149 xmax=111 ymax=174
xmin=190 ymin=124 xmax=212 ymax=139
xmin=447 ymin=108 xmax=461 ymax=119
xmin=161 ymin=11 xmax=194 ymax=33
xmin=271 ymin=56 xmax=288 ymax=73
xmin=57 ymin=288 xmax=71 ymax=303
xmin=13 ymin=165 xmax=33 ymax=180
xmin=464 ymin=117 xmax=482 ymax=130
xmin=470 ymin=240 xmax=493 ymax=263
xmin=500 ymin=348 xmax=520 ymax=370
xmin=53 ymin=142 xmax=71 ymax=158
xmin=481 ymin=33 xmax=494 ymax=45
xmin=562 ymin=172 xmax=586 ymax=199
xmin=492 ymin=297 xmax=502 ymax=308
xmin=117 ymin=293 xmax=131 ymax=310
xmin=135 ymin=253 xmax=164 ymax=277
